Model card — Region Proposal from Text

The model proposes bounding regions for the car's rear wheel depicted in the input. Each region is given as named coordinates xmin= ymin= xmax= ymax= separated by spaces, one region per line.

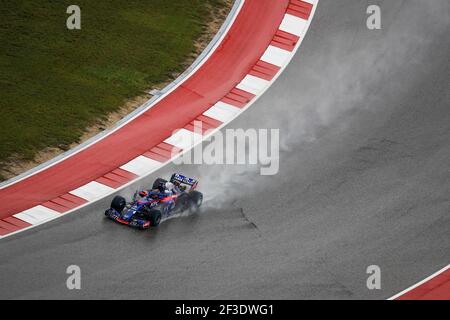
xmin=174 ymin=193 xmax=190 ymax=212
xmin=145 ymin=209 xmax=162 ymax=227
xmin=188 ymin=191 xmax=203 ymax=213
xmin=111 ymin=195 xmax=126 ymax=213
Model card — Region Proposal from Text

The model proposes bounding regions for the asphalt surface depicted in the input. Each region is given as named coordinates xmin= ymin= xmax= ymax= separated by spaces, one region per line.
xmin=0 ymin=0 xmax=449 ymax=299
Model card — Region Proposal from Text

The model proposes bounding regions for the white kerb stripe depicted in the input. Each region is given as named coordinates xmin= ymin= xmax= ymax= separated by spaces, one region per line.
xmin=260 ymin=45 xmax=291 ymax=67
xmin=236 ymin=75 xmax=270 ymax=95
xmin=279 ymin=14 xmax=308 ymax=37
xmin=164 ymin=128 xmax=203 ymax=150
xmin=203 ymin=103 xmax=239 ymax=123
xmin=14 ymin=205 xmax=60 ymax=225
xmin=120 ymin=156 xmax=162 ymax=177
xmin=302 ymin=0 xmax=317 ymax=5
xmin=214 ymin=101 xmax=241 ymax=114
xmin=70 ymin=181 xmax=115 ymax=202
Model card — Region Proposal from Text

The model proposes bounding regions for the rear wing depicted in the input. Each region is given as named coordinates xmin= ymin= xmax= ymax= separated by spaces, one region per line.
xmin=170 ymin=173 xmax=198 ymax=190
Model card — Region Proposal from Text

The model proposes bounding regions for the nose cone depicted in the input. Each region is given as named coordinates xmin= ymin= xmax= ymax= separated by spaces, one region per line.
xmin=122 ymin=207 xmax=136 ymax=221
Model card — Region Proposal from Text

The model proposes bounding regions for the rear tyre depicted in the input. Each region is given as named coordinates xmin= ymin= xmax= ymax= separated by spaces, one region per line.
xmin=188 ymin=191 xmax=203 ymax=213
xmin=175 ymin=193 xmax=191 ymax=212
xmin=111 ymin=196 xmax=126 ymax=213
xmin=152 ymin=178 xmax=167 ymax=191
xmin=145 ymin=209 xmax=162 ymax=227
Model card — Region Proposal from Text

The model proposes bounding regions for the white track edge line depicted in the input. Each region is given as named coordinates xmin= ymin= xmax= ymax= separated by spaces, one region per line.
xmin=387 ymin=264 xmax=450 ymax=300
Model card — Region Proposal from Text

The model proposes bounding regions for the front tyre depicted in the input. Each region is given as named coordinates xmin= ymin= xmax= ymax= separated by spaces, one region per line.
xmin=111 ymin=195 xmax=126 ymax=213
xmin=145 ymin=209 xmax=162 ymax=227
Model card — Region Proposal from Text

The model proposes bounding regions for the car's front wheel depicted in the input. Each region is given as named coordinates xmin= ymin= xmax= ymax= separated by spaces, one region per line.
xmin=111 ymin=195 xmax=126 ymax=213
xmin=145 ymin=209 xmax=162 ymax=227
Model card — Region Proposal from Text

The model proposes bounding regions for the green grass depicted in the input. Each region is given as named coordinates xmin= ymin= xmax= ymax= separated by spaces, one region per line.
xmin=0 ymin=0 xmax=226 ymax=178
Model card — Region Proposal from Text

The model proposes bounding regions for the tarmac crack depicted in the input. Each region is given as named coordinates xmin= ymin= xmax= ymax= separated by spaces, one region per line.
xmin=239 ymin=207 xmax=262 ymax=236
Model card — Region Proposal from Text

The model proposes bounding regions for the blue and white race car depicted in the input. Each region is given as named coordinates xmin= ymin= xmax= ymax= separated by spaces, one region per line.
xmin=104 ymin=173 xmax=203 ymax=229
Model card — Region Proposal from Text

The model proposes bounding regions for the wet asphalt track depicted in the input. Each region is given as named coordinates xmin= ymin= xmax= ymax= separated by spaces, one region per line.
xmin=0 ymin=0 xmax=449 ymax=299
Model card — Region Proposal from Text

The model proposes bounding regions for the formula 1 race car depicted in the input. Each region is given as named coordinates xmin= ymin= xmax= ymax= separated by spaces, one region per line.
xmin=104 ymin=173 xmax=203 ymax=229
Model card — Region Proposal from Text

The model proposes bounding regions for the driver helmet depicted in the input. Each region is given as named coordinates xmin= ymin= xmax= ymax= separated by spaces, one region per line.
xmin=165 ymin=182 xmax=174 ymax=191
